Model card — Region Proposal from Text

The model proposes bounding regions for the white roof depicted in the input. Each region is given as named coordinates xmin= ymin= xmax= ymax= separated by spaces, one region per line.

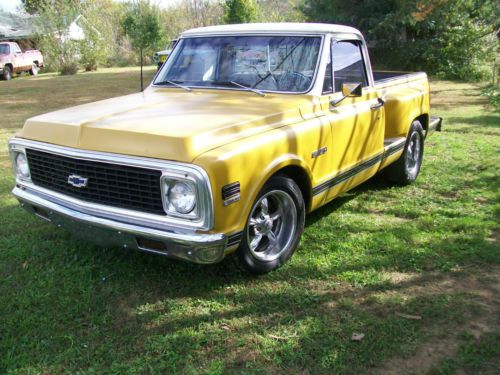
xmin=181 ymin=23 xmax=362 ymax=38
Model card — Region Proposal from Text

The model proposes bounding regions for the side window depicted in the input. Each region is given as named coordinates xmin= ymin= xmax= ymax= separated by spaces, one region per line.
xmin=331 ymin=41 xmax=368 ymax=92
xmin=14 ymin=44 xmax=22 ymax=54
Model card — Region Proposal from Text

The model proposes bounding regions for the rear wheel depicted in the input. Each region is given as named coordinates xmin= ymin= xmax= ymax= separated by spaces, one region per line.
xmin=2 ymin=65 xmax=12 ymax=80
xmin=237 ymin=175 xmax=305 ymax=274
xmin=385 ymin=120 xmax=424 ymax=185
xmin=29 ymin=64 xmax=39 ymax=76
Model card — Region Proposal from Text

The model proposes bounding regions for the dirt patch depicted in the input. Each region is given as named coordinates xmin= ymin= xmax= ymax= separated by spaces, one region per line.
xmin=370 ymin=267 xmax=500 ymax=375
xmin=486 ymin=229 xmax=499 ymax=244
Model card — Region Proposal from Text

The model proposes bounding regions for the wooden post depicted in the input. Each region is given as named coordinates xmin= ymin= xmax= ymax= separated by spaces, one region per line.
xmin=140 ymin=47 xmax=144 ymax=92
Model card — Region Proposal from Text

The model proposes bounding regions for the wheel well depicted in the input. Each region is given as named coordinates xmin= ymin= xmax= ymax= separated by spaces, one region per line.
xmin=274 ymin=165 xmax=311 ymax=211
xmin=5 ymin=63 xmax=13 ymax=71
xmin=33 ymin=60 xmax=39 ymax=66
xmin=415 ymin=114 xmax=429 ymax=134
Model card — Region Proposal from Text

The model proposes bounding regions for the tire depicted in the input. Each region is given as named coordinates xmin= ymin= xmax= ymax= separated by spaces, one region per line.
xmin=237 ymin=175 xmax=305 ymax=274
xmin=385 ymin=120 xmax=424 ymax=185
xmin=2 ymin=65 xmax=12 ymax=80
xmin=29 ymin=64 xmax=39 ymax=76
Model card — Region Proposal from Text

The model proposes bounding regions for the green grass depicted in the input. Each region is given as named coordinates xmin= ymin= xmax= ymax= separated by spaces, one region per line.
xmin=0 ymin=70 xmax=499 ymax=374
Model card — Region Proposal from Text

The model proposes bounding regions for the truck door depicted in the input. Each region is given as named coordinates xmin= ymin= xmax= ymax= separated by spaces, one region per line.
xmin=12 ymin=43 xmax=25 ymax=72
xmin=319 ymin=39 xmax=385 ymax=200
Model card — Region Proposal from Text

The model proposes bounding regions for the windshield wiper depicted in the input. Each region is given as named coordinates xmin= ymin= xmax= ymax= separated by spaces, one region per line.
xmin=155 ymin=79 xmax=192 ymax=92
xmin=229 ymin=81 xmax=265 ymax=97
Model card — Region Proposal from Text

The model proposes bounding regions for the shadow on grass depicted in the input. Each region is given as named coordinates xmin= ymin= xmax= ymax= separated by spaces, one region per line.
xmin=1 ymin=74 xmax=499 ymax=371
xmin=446 ymin=115 xmax=500 ymax=129
xmin=1 ymin=167 xmax=498 ymax=373
xmin=305 ymin=174 xmax=394 ymax=229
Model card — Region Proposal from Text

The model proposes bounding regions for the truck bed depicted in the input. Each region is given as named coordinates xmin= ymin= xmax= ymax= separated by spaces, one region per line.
xmin=373 ymin=71 xmax=425 ymax=84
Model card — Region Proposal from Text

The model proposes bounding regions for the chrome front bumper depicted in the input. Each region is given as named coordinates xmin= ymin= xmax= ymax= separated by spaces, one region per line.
xmin=13 ymin=185 xmax=229 ymax=264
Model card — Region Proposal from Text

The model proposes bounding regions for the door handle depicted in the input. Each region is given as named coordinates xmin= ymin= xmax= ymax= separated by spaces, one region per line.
xmin=370 ymin=98 xmax=385 ymax=110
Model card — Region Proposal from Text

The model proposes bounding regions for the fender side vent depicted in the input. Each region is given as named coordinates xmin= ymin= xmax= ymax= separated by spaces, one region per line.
xmin=222 ymin=182 xmax=240 ymax=206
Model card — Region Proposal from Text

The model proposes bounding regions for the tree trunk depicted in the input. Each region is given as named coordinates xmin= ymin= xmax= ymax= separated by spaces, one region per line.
xmin=140 ymin=47 xmax=144 ymax=92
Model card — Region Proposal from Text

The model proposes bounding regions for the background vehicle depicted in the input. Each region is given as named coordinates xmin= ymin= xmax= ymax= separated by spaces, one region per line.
xmin=10 ymin=23 xmax=441 ymax=273
xmin=0 ymin=42 xmax=44 ymax=80
xmin=153 ymin=39 xmax=177 ymax=70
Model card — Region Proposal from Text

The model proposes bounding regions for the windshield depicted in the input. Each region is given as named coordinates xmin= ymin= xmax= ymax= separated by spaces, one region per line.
xmin=154 ymin=36 xmax=322 ymax=93
xmin=0 ymin=44 xmax=10 ymax=55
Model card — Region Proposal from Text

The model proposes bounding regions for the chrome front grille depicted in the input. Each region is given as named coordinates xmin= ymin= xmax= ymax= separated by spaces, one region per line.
xmin=25 ymin=149 xmax=165 ymax=215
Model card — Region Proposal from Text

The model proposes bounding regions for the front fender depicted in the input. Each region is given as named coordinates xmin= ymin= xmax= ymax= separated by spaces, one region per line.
xmin=193 ymin=130 xmax=316 ymax=236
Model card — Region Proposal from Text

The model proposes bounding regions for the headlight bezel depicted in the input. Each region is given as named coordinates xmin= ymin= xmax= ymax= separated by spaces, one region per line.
xmin=9 ymin=147 xmax=32 ymax=182
xmin=166 ymin=180 xmax=197 ymax=214
xmin=160 ymin=170 xmax=207 ymax=222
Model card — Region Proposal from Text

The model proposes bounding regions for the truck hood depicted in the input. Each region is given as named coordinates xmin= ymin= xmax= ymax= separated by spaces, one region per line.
xmin=19 ymin=87 xmax=322 ymax=162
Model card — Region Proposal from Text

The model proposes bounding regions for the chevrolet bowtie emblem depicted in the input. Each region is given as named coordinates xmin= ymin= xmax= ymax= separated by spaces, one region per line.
xmin=67 ymin=174 xmax=88 ymax=188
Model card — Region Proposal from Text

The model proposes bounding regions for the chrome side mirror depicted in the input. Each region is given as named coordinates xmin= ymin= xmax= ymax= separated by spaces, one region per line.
xmin=331 ymin=82 xmax=363 ymax=106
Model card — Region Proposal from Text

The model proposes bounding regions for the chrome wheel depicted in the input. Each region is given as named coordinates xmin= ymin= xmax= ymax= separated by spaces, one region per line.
xmin=406 ymin=131 xmax=421 ymax=177
xmin=246 ymin=190 xmax=297 ymax=262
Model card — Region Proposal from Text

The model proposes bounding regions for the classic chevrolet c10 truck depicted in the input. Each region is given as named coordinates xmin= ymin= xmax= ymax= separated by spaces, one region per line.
xmin=9 ymin=23 xmax=442 ymax=273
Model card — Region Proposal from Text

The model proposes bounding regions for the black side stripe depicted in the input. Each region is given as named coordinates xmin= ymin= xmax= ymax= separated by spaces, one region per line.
xmin=227 ymin=232 xmax=243 ymax=247
xmin=384 ymin=141 xmax=405 ymax=158
xmin=312 ymin=153 xmax=383 ymax=196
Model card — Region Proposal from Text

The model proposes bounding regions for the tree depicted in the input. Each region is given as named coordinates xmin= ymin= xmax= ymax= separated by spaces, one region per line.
xmin=223 ymin=0 xmax=259 ymax=24
xmin=22 ymin=0 xmax=80 ymax=14
xmin=301 ymin=0 xmax=499 ymax=81
xmin=257 ymin=0 xmax=303 ymax=22
xmin=35 ymin=0 xmax=81 ymax=75
xmin=121 ymin=0 xmax=164 ymax=91
xmin=160 ymin=0 xmax=223 ymax=40
xmin=78 ymin=0 xmax=117 ymax=71
xmin=21 ymin=0 xmax=49 ymax=14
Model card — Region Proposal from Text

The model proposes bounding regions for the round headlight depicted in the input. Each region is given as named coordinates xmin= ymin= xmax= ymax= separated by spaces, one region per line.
xmin=16 ymin=152 xmax=30 ymax=178
xmin=167 ymin=181 xmax=196 ymax=214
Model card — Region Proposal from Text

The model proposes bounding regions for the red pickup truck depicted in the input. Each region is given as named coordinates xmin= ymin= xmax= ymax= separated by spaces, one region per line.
xmin=0 ymin=42 xmax=44 ymax=80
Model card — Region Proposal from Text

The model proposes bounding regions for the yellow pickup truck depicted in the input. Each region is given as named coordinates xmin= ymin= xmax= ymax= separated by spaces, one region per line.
xmin=9 ymin=23 xmax=441 ymax=273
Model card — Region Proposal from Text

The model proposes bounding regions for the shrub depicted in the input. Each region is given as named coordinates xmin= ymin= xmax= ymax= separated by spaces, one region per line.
xmin=481 ymin=84 xmax=500 ymax=109
xmin=60 ymin=62 xmax=79 ymax=75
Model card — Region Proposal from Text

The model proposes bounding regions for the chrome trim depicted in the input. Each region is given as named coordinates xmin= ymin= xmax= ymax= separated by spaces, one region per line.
xmin=9 ymin=147 xmax=32 ymax=183
xmin=13 ymin=186 xmax=227 ymax=264
xmin=383 ymin=138 xmax=406 ymax=158
xmin=67 ymin=174 xmax=88 ymax=188
xmin=429 ymin=116 xmax=442 ymax=132
xmin=160 ymin=173 xmax=200 ymax=219
xmin=8 ymin=138 xmax=214 ymax=231
xmin=312 ymin=152 xmax=383 ymax=196
xmin=152 ymin=34 xmax=325 ymax=96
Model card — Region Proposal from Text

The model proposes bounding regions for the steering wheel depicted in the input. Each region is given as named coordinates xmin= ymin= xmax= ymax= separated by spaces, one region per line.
xmin=238 ymin=64 xmax=279 ymax=91
xmin=278 ymin=71 xmax=311 ymax=92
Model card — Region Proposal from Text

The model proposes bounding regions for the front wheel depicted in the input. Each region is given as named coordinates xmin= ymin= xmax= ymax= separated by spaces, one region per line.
xmin=384 ymin=120 xmax=424 ymax=185
xmin=2 ymin=65 xmax=12 ymax=80
xmin=237 ymin=175 xmax=305 ymax=274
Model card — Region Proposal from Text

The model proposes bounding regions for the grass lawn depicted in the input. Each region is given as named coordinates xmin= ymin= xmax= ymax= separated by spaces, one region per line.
xmin=0 ymin=68 xmax=498 ymax=374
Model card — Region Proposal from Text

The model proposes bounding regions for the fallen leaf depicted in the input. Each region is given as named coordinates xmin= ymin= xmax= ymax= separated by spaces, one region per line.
xmin=269 ymin=333 xmax=298 ymax=341
xmin=22 ymin=261 xmax=28 ymax=269
xmin=395 ymin=312 xmax=422 ymax=320
xmin=351 ymin=332 xmax=365 ymax=341
xmin=219 ymin=323 xmax=231 ymax=331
